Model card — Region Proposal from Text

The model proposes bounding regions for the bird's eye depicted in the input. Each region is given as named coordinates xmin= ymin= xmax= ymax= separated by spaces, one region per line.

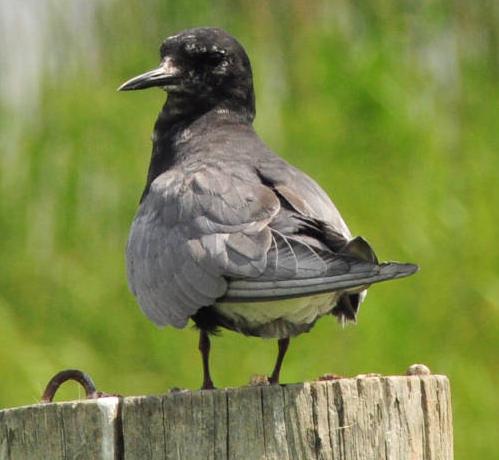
xmin=184 ymin=44 xmax=226 ymax=66
xmin=192 ymin=50 xmax=225 ymax=68
xmin=202 ymin=51 xmax=225 ymax=65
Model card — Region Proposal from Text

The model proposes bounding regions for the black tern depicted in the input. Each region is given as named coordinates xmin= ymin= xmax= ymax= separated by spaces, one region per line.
xmin=119 ymin=27 xmax=418 ymax=389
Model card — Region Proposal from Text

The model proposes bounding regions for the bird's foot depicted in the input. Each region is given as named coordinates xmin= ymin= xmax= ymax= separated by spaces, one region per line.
xmin=268 ymin=374 xmax=282 ymax=385
xmin=201 ymin=379 xmax=215 ymax=390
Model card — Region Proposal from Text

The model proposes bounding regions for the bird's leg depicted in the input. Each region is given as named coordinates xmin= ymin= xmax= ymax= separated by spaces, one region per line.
xmin=199 ymin=330 xmax=215 ymax=390
xmin=269 ymin=337 xmax=290 ymax=384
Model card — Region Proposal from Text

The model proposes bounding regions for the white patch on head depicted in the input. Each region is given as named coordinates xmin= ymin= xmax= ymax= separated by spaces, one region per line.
xmin=162 ymin=56 xmax=177 ymax=75
xmin=185 ymin=42 xmax=198 ymax=52
xmin=160 ymin=56 xmax=182 ymax=92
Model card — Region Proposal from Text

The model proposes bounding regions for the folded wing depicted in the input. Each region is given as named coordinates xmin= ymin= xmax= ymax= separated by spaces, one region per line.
xmin=126 ymin=166 xmax=280 ymax=327
xmin=127 ymin=164 xmax=417 ymax=329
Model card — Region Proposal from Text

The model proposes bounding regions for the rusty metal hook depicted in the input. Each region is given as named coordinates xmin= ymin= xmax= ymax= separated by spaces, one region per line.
xmin=41 ymin=369 xmax=115 ymax=403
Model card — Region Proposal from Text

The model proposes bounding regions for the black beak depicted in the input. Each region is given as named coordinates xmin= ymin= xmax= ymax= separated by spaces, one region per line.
xmin=118 ymin=58 xmax=179 ymax=91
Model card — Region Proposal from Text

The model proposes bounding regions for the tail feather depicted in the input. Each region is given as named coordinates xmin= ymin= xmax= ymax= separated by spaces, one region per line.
xmin=222 ymin=262 xmax=418 ymax=302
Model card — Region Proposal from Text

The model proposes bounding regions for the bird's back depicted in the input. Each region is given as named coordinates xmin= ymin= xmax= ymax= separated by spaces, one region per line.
xmin=127 ymin=113 xmax=416 ymax=336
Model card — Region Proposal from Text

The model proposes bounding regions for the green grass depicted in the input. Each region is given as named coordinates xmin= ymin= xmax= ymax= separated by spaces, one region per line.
xmin=0 ymin=1 xmax=497 ymax=458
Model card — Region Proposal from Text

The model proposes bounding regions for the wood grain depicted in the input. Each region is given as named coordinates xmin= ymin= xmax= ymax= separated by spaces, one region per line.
xmin=0 ymin=397 xmax=120 ymax=460
xmin=0 ymin=375 xmax=453 ymax=459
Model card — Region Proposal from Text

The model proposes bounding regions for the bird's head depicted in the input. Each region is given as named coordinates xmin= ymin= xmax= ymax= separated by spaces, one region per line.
xmin=119 ymin=27 xmax=255 ymax=116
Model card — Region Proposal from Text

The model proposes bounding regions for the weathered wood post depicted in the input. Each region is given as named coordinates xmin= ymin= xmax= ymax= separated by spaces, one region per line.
xmin=0 ymin=372 xmax=453 ymax=459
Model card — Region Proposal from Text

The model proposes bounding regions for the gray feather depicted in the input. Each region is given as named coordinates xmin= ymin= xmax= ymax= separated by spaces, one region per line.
xmin=222 ymin=262 xmax=419 ymax=302
xmin=126 ymin=165 xmax=280 ymax=327
xmin=127 ymin=122 xmax=418 ymax=330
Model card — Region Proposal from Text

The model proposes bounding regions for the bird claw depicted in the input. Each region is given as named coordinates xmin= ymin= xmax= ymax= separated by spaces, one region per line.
xmin=200 ymin=380 xmax=216 ymax=390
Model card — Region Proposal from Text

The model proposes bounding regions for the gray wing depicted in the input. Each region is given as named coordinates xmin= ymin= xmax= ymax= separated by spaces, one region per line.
xmin=127 ymin=161 xmax=417 ymax=329
xmin=126 ymin=166 xmax=280 ymax=327
xmin=255 ymin=157 xmax=353 ymax=238
xmin=222 ymin=180 xmax=418 ymax=302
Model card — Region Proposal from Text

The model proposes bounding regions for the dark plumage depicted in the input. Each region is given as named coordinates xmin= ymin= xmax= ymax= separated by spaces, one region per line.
xmin=119 ymin=27 xmax=418 ymax=389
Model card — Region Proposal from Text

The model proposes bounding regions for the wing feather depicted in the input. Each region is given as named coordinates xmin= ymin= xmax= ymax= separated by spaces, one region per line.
xmin=126 ymin=167 xmax=280 ymax=327
xmin=127 ymin=160 xmax=417 ymax=329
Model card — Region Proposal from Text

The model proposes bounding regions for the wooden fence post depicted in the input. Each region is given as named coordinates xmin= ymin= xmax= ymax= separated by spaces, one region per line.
xmin=0 ymin=374 xmax=453 ymax=459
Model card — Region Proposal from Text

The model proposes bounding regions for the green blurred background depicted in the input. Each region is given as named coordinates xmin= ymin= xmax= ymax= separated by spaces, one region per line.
xmin=0 ymin=0 xmax=497 ymax=457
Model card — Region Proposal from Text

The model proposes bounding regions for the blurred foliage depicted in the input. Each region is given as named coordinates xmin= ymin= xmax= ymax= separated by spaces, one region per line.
xmin=0 ymin=0 xmax=498 ymax=458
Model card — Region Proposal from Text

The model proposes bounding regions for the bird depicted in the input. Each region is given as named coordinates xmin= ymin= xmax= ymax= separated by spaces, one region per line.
xmin=118 ymin=27 xmax=418 ymax=390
